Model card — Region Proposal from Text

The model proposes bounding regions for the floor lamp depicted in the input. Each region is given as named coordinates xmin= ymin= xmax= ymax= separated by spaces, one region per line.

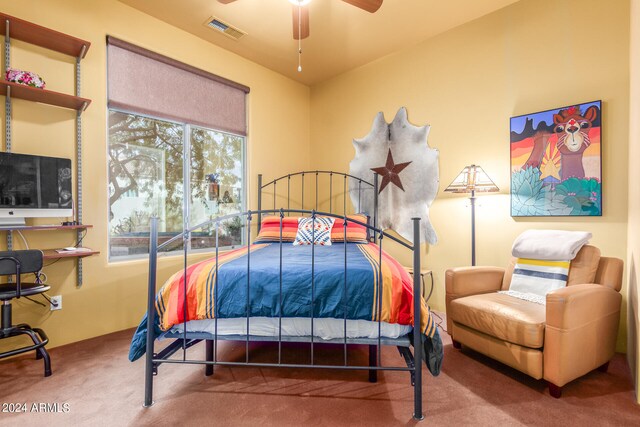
xmin=444 ymin=165 xmax=499 ymax=266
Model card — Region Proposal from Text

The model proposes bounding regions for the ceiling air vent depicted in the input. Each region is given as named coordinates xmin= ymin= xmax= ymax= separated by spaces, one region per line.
xmin=205 ymin=17 xmax=246 ymax=41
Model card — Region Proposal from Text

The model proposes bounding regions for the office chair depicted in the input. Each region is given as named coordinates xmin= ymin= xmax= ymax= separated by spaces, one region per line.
xmin=0 ymin=250 xmax=52 ymax=376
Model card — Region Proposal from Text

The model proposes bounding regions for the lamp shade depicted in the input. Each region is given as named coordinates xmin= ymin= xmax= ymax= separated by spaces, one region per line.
xmin=444 ymin=164 xmax=499 ymax=193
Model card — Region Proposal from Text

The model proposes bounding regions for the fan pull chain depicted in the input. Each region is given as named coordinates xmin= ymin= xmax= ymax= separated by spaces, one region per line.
xmin=297 ymin=5 xmax=302 ymax=72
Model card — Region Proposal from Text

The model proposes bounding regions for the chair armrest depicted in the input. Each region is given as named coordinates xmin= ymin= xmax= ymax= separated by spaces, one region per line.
xmin=445 ymin=267 xmax=505 ymax=298
xmin=544 ymin=284 xmax=622 ymax=387
xmin=546 ymin=284 xmax=621 ymax=330
xmin=445 ymin=267 xmax=505 ymax=334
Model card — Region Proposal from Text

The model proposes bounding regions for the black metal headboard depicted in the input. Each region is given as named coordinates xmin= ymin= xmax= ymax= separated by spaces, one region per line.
xmin=257 ymin=171 xmax=379 ymax=233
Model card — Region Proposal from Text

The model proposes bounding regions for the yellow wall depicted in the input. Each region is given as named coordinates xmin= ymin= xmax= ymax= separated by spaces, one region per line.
xmin=628 ymin=0 xmax=640 ymax=403
xmin=0 ymin=0 xmax=310 ymax=349
xmin=0 ymin=0 xmax=634 ymax=362
xmin=310 ymin=0 xmax=630 ymax=351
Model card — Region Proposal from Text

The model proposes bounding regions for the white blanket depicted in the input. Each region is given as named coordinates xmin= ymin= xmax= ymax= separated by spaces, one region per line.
xmin=501 ymin=258 xmax=571 ymax=305
xmin=512 ymin=229 xmax=591 ymax=261
xmin=168 ymin=317 xmax=412 ymax=340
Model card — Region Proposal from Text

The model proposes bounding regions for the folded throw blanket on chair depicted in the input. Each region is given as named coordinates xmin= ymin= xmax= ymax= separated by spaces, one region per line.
xmin=499 ymin=258 xmax=571 ymax=305
xmin=511 ymin=229 xmax=591 ymax=261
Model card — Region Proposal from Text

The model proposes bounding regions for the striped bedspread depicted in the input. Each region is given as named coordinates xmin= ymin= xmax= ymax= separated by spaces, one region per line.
xmin=129 ymin=242 xmax=443 ymax=375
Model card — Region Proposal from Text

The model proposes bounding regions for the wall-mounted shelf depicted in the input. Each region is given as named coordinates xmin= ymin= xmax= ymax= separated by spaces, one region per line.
xmin=0 ymin=80 xmax=90 ymax=111
xmin=2 ymin=12 xmax=93 ymax=286
xmin=0 ymin=224 xmax=93 ymax=232
xmin=0 ymin=226 xmax=98 ymax=260
xmin=43 ymin=248 xmax=99 ymax=260
xmin=0 ymin=12 xmax=90 ymax=58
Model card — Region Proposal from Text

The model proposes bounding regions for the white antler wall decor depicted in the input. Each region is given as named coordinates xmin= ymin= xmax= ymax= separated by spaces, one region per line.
xmin=349 ymin=107 xmax=439 ymax=245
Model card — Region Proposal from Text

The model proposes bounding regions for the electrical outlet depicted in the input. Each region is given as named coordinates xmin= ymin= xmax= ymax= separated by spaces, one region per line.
xmin=50 ymin=295 xmax=62 ymax=311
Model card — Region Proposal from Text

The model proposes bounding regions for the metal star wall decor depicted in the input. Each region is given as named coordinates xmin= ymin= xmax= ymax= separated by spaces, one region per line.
xmin=349 ymin=107 xmax=439 ymax=245
xmin=371 ymin=149 xmax=412 ymax=192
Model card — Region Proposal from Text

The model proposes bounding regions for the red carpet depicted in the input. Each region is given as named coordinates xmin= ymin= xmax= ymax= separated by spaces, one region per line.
xmin=0 ymin=322 xmax=638 ymax=426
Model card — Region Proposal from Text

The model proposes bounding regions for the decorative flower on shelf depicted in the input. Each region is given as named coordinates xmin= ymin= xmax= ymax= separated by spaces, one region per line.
xmin=5 ymin=68 xmax=46 ymax=89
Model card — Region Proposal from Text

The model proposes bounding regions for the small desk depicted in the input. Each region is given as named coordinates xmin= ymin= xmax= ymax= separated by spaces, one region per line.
xmin=42 ymin=248 xmax=100 ymax=260
xmin=403 ymin=267 xmax=434 ymax=301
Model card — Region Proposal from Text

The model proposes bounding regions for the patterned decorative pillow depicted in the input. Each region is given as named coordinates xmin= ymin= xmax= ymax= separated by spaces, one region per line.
xmin=293 ymin=217 xmax=335 ymax=246
xmin=255 ymin=216 xmax=299 ymax=242
xmin=330 ymin=214 xmax=369 ymax=243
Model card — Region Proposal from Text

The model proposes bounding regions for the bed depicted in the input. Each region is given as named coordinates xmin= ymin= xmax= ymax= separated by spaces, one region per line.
xmin=132 ymin=171 xmax=443 ymax=421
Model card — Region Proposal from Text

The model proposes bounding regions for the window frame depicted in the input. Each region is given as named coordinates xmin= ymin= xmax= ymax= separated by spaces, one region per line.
xmin=106 ymin=107 xmax=247 ymax=263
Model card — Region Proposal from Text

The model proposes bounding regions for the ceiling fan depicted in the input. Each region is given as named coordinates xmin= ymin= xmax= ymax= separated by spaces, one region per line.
xmin=217 ymin=0 xmax=383 ymax=40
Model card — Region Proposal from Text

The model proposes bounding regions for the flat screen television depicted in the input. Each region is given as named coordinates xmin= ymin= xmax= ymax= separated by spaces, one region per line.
xmin=0 ymin=152 xmax=73 ymax=225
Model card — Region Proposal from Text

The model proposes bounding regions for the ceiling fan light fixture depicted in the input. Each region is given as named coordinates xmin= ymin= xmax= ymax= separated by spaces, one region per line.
xmin=289 ymin=0 xmax=312 ymax=5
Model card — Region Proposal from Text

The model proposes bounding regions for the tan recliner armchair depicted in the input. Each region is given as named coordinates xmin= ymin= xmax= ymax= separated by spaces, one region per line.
xmin=445 ymin=245 xmax=623 ymax=397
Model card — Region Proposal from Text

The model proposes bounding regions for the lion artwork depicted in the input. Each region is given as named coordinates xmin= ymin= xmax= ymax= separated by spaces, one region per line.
xmin=522 ymin=105 xmax=598 ymax=181
xmin=553 ymin=105 xmax=598 ymax=179
xmin=510 ymin=101 xmax=602 ymax=217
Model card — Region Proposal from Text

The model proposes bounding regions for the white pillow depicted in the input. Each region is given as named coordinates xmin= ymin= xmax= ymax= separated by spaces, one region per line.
xmin=293 ymin=217 xmax=334 ymax=246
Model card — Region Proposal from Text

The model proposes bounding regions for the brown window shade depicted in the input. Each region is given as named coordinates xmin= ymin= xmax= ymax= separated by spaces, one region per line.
xmin=107 ymin=36 xmax=249 ymax=136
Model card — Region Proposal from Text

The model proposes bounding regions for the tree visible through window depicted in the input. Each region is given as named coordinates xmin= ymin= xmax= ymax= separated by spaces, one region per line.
xmin=108 ymin=110 xmax=245 ymax=259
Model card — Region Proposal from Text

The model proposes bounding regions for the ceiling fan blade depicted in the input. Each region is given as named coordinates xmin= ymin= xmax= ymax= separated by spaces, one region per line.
xmin=217 ymin=0 xmax=237 ymax=3
xmin=341 ymin=0 xmax=383 ymax=13
xmin=292 ymin=5 xmax=310 ymax=40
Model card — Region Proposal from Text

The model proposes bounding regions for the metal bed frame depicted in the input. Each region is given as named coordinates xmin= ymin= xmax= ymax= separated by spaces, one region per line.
xmin=143 ymin=171 xmax=428 ymax=420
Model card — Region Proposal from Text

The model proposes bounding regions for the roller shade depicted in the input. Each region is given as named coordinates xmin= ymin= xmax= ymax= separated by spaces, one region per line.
xmin=107 ymin=36 xmax=249 ymax=136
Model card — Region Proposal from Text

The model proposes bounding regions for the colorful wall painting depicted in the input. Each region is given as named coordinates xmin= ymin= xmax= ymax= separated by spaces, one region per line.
xmin=510 ymin=101 xmax=602 ymax=217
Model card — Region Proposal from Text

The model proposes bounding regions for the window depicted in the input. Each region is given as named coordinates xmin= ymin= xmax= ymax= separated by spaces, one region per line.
xmin=106 ymin=37 xmax=249 ymax=261
xmin=189 ymin=126 xmax=245 ymax=249
xmin=108 ymin=111 xmax=245 ymax=259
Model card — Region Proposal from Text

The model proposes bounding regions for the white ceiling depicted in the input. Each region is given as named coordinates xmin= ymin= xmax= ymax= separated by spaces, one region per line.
xmin=119 ymin=0 xmax=520 ymax=86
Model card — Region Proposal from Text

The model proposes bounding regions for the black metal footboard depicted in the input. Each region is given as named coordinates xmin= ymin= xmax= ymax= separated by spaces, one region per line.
xmin=142 ymin=173 xmax=426 ymax=421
